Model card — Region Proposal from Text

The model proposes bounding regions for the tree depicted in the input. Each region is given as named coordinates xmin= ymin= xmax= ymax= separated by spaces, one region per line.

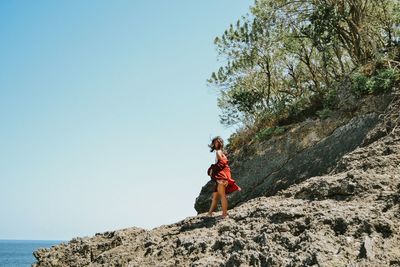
xmin=208 ymin=0 xmax=400 ymax=128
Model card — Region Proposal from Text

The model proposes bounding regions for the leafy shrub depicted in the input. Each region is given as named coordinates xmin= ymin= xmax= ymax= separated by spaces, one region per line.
xmin=373 ymin=68 xmax=400 ymax=93
xmin=255 ymin=126 xmax=286 ymax=141
xmin=350 ymin=67 xmax=399 ymax=95
xmin=350 ymin=72 xmax=370 ymax=95
xmin=323 ymin=89 xmax=338 ymax=109
xmin=316 ymin=108 xmax=332 ymax=119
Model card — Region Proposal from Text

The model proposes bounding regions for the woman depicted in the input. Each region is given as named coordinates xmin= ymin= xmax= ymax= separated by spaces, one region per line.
xmin=206 ymin=136 xmax=241 ymax=218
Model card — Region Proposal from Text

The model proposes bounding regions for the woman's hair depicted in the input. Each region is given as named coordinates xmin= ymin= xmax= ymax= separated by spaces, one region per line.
xmin=208 ymin=136 xmax=227 ymax=154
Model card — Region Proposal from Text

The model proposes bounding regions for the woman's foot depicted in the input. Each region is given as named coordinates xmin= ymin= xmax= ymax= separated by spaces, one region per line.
xmin=206 ymin=212 xmax=214 ymax=217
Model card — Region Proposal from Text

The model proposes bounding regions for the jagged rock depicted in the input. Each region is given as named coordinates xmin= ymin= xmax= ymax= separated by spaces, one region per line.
xmin=358 ymin=235 xmax=375 ymax=259
xmin=32 ymin=91 xmax=400 ymax=267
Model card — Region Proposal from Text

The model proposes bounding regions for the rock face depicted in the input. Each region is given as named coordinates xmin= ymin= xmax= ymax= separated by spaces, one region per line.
xmin=194 ymin=92 xmax=393 ymax=214
xmin=33 ymin=91 xmax=400 ymax=267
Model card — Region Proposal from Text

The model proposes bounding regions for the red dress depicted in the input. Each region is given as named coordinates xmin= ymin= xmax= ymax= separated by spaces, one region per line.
xmin=207 ymin=153 xmax=241 ymax=194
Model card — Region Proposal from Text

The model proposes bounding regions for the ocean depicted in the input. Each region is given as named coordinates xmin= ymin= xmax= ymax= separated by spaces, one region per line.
xmin=0 ymin=240 xmax=63 ymax=267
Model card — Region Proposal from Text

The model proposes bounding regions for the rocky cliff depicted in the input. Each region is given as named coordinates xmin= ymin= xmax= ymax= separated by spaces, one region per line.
xmin=195 ymin=91 xmax=393 ymax=214
xmin=33 ymin=90 xmax=400 ymax=267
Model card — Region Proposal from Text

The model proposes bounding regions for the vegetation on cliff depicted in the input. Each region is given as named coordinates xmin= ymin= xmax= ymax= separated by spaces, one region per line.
xmin=207 ymin=0 xmax=400 ymax=152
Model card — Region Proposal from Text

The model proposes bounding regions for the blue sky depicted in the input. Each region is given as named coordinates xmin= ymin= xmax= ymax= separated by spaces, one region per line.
xmin=0 ymin=1 xmax=252 ymax=240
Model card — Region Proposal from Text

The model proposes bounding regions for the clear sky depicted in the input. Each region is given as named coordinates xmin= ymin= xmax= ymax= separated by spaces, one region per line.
xmin=0 ymin=1 xmax=252 ymax=240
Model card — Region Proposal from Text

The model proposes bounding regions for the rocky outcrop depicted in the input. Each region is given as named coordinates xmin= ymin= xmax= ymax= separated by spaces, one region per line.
xmin=33 ymin=90 xmax=400 ymax=266
xmin=194 ymin=92 xmax=393 ymax=214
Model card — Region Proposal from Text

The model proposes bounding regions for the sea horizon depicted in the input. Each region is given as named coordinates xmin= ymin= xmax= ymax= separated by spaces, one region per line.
xmin=0 ymin=239 xmax=65 ymax=267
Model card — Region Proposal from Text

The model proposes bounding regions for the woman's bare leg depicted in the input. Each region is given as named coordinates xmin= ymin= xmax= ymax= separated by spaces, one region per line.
xmin=217 ymin=183 xmax=228 ymax=217
xmin=208 ymin=192 xmax=219 ymax=215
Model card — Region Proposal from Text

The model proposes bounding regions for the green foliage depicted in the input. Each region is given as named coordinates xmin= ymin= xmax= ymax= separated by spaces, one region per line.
xmin=209 ymin=0 xmax=400 ymax=152
xmin=322 ymin=89 xmax=338 ymax=109
xmin=350 ymin=72 xmax=370 ymax=95
xmin=374 ymin=68 xmax=400 ymax=93
xmin=316 ymin=108 xmax=332 ymax=119
xmin=350 ymin=67 xmax=400 ymax=95
xmin=209 ymin=0 xmax=399 ymax=129
xmin=255 ymin=126 xmax=286 ymax=142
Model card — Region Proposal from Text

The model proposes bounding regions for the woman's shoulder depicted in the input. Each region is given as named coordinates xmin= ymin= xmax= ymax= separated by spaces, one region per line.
xmin=216 ymin=150 xmax=228 ymax=160
xmin=216 ymin=149 xmax=224 ymax=156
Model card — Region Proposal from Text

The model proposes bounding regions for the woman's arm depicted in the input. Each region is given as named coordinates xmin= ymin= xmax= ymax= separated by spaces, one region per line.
xmin=207 ymin=165 xmax=213 ymax=177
